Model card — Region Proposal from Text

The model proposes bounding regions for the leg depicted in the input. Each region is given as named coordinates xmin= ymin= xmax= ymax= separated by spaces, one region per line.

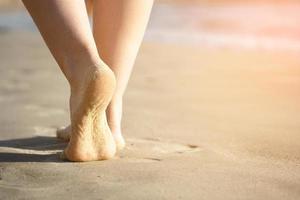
xmin=56 ymin=0 xmax=153 ymax=150
xmin=22 ymin=0 xmax=116 ymax=161
xmin=93 ymin=0 xmax=153 ymax=150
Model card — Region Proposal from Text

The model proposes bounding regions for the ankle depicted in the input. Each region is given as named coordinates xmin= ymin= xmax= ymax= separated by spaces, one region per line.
xmin=106 ymin=99 xmax=123 ymax=133
xmin=68 ymin=61 xmax=114 ymax=89
xmin=61 ymin=48 xmax=107 ymax=85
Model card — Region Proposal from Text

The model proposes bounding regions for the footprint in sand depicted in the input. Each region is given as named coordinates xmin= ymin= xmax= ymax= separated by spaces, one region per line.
xmin=120 ymin=138 xmax=201 ymax=162
xmin=0 ymin=133 xmax=200 ymax=163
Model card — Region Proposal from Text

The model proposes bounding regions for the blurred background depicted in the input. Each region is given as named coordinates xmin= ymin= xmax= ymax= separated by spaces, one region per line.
xmin=1 ymin=0 xmax=300 ymax=52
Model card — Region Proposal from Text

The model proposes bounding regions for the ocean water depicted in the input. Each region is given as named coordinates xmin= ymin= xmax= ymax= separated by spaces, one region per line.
xmin=146 ymin=3 xmax=300 ymax=52
xmin=1 ymin=3 xmax=300 ymax=52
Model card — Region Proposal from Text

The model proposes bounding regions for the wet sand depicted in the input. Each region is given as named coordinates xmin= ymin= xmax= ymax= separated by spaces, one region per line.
xmin=1 ymin=2 xmax=300 ymax=200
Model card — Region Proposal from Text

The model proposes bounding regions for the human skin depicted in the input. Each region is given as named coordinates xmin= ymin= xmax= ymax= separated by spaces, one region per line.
xmin=22 ymin=0 xmax=153 ymax=161
xmin=56 ymin=0 xmax=154 ymax=151
xmin=22 ymin=0 xmax=116 ymax=161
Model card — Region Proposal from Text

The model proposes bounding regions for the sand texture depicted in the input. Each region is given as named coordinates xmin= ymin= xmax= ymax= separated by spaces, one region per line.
xmin=1 ymin=3 xmax=300 ymax=200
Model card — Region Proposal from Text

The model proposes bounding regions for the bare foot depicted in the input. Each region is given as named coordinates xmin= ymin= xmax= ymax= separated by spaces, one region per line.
xmin=106 ymin=101 xmax=126 ymax=150
xmin=57 ymin=97 xmax=126 ymax=151
xmin=112 ymin=131 xmax=126 ymax=151
xmin=57 ymin=125 xmax=71 ymax=141
xmin=62 ymin=64 xmax=116 ymax=162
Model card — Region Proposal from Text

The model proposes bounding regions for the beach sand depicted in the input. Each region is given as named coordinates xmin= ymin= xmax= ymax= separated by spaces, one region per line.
xmin=1 ymin=2 xmax=300 ymax=200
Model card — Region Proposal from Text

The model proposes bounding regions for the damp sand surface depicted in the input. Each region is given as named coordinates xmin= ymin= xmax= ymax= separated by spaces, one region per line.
xmin=1 ymin=2 xmax=300 ymax=200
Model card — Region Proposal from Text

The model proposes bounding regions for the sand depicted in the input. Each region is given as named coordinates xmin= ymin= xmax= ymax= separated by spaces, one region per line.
xmin=1 ymin=3 xmax=300 ymax=200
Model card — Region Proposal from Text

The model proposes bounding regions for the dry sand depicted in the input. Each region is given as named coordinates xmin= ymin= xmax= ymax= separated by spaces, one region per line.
xmin=1 ymin=3 xmax=300 ymax=200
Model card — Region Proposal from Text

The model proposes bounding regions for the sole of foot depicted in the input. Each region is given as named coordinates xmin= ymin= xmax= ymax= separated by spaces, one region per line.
xmin=62 ymin=64 xmax=116 ymax=162
xmin=57 ymin=123 xmax=126 ymax=151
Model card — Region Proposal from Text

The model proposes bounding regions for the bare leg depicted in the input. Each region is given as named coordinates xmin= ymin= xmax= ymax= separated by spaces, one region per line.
xmin=57 ymin=0 xmax=153 ymax=150
xmin=93 ymin=0 xmax=153 ymax=150
xmin=23 ymin=0 xmax=116 ymax=161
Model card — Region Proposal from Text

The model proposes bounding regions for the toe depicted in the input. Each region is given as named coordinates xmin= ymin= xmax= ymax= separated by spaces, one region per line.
xmin=56 ymin=126 xmax=71 ymax=141
xmin=59 ymin=150 xmax=68 ymax=161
